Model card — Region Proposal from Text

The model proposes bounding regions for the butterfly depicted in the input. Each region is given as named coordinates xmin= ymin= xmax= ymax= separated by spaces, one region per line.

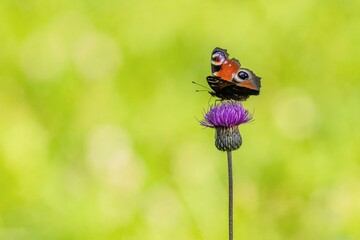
xmin=207 ymin=47 xmax=261 ymax=101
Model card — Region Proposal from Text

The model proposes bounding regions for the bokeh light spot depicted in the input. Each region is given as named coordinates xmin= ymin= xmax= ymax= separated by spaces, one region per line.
xmin=73 ymin=34 xmax=121 ymax=81
xmin=272 ymin=88 xmax=318 ymax=140
xmin=19 ymin=31 xmax=67 ymax=81
xmin=87 ymin=125 xmax=146 ymax=193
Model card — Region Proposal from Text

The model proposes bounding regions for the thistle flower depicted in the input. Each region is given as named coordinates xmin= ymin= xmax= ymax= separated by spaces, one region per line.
xmin=199 ymin=101 xmax=254 ymax=239
xmin=200 ymin=101 xmax=253 ymax=151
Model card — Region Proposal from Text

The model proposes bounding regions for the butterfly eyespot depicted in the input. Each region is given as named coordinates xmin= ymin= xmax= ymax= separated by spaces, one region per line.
xmin=211 ymin=52 xmax=226 ymax=65
xmin=238 ymin=71 xmax=249 ymax=80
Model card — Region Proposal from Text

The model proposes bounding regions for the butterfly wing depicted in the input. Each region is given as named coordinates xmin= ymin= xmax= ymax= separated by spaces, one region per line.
xmin=207 ymin=75 xmax=260 ymax=101
xmin=207 ymin=76 xmax=235 ymax=92
xmin=211 ymin=48 xmax=241 ymax=81
xmin=207 ymin=48 xmax=261 ymax=101
xmin=211 ymin=48 xmax=229 ymax=76
xmin=206 ymin=76 xmax=245 ymax=100
xmin=232 ymin=68 xmax=261 ymax=93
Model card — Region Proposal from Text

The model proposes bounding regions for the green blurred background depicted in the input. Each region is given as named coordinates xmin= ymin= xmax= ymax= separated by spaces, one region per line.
xmin=1 ymin=0 xmax=360 ymax=239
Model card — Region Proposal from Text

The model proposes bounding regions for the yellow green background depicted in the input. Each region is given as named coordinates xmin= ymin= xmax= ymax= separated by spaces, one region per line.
xmin=1 ymin=0 xmax=360 ymax=239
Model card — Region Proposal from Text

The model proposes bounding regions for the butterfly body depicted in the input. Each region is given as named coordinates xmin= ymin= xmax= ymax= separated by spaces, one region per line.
xmin=207 ymin=47 xmax=261 ymax=101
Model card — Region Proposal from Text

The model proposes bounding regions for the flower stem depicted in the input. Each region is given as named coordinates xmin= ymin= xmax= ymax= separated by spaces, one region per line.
xmin=227 ymin=151 xmax=233 ymax=240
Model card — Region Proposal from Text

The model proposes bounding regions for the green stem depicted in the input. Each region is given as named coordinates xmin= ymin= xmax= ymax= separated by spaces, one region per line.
xmin=227 ymin=151 xmax=233 ymax=240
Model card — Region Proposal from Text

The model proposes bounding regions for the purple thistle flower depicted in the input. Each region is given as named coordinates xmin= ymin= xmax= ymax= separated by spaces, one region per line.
xmin=200 ymin=101 xmax=253 ymax=151
xmin=201 ymin=101 xmax=252 ymax=128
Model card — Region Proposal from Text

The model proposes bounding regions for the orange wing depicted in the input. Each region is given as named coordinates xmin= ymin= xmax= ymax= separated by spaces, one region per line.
xmin=214 ymin=58 xmax=240 ymax=81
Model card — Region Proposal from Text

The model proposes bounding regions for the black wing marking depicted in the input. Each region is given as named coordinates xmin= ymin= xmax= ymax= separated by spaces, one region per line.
xmin=206 ymin=76 xmax=235 ymax=91
xmin=206 ymin=76 xmax=259 ymax=101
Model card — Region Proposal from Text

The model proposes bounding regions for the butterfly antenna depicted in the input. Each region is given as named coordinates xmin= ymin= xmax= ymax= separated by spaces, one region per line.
xmin=192 ymin=81 xmax=211 ymax=91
